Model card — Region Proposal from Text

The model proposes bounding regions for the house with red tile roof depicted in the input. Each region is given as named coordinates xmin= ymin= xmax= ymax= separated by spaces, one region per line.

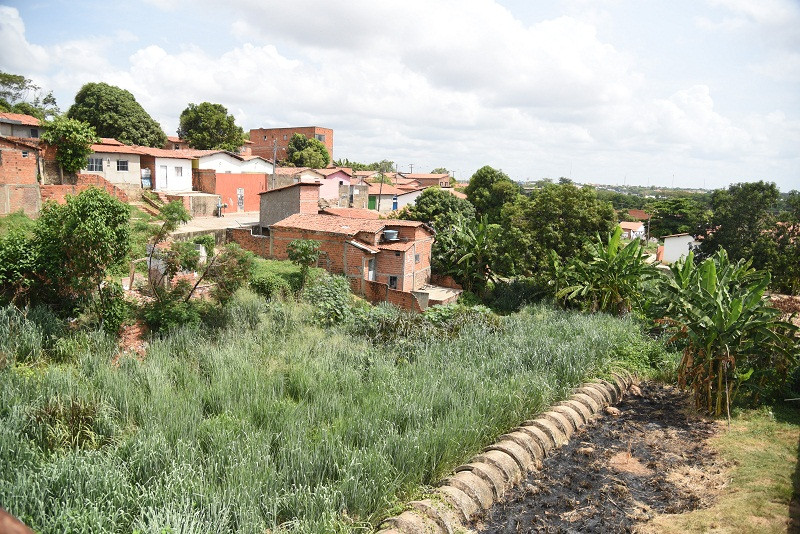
xmin=0 ymin=113 xmax=42 ymax=139
xmin=82 ymin=139 xmax=145 ymax=198
xmin=366 ymin=182 xmax=405 ymax=211
xmin=619 ymin=221 xmax=645 ymax=239
xmin=399 ymin=172 xmax=450 ymax=187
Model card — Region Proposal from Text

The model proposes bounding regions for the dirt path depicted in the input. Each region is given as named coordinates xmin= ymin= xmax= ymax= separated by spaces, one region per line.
xmin=476 ymin=382 xmax=727 ymax=533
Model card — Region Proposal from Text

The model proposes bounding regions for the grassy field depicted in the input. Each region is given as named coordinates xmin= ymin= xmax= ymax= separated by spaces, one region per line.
xmin=0 ymin=295 xmax=669 ymax=533
xmin=644 ymin=402 xmax=800 ymax=533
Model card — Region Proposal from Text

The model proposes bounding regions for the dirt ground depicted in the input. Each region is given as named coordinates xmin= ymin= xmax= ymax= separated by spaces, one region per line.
xmin=477 ymin=382 xmax=728 ymax=534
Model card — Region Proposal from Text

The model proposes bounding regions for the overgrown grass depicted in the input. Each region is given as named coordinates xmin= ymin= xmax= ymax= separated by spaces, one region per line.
xmin=0 ymin=210 xmax=35 ymax=237
xmin=0 ymin=295 xmax=673 ymax=532
xmin=643 ymin=402 xmax=800 ymax=533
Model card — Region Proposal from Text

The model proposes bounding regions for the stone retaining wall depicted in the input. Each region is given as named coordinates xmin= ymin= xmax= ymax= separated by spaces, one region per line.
xmin=377 ymin=372 xmax=634 ymax=533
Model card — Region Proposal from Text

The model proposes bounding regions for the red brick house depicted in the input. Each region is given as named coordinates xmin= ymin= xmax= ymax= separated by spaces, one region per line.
xmin=249 ymin=126 xmax=333 ymax=161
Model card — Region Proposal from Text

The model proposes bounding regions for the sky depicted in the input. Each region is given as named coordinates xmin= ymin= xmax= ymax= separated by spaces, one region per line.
xmin=1 ymin=0 xmax=798 ymax=191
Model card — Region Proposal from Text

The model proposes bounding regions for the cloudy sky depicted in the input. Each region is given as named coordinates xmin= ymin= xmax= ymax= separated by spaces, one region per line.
xmin=1 ymin=0 xmax=798 ymax=190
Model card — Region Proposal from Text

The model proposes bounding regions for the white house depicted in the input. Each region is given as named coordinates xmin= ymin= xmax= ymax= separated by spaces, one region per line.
xmin=662 ymin=233 xmax=699 ymax=264
xmin=137 ymin=147 xmax=194 ymax=192
xmin=619 ymin=221 xmax=645 ymax=240
xmin=192 ymin=150 xmax=274 ymax=174
xmin=395 ymin=187 xmax=426 ymax=210
xmin=82 ymin=139 xmax=143 ymax=196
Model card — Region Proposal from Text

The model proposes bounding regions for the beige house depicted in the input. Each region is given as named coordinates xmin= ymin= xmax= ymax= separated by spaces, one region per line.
xmin=82 ymin=139 xmax=143 ymax=197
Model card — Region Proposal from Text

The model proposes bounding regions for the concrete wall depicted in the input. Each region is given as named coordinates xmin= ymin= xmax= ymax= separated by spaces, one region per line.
xmin=396 ymin=189 xmax=424 ymax=210
xmin=663 ymin=235 xmax=698 ymax=264
xmin=141 ymin=155 xmax=193 ymax=192
xmin=196 ymin=153 xmax=273 ymax=174
xmin=259 ymin=183 xmax=321 ymax=228
xmin=0 ymin=123 xmax=41 ymax=138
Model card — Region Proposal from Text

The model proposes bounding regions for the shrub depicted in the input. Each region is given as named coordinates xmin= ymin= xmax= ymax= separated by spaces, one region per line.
xmin=302 ymin=273 xmax=353 ymax=326
xmin=141 ymin=281 xmax=201 ymax=333
xmin=250 ymin=273 xmax=291 ymax=300
xmin=192 ymin=235 xmax=216 ymax=257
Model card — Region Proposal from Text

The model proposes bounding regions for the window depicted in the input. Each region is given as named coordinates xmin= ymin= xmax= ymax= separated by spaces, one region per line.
xmin=175 ymin=166 xmax=183 ymax=177
xmin=117 ymin=160 xmax=128 ymax=171
xmin=87 ymin=157 xmax=103 ymax=171
xmin=29 ymin=128 xmax=39 ymax=138
xmin=263 ymin=135 xmax=267 ymax=140
xmin=283 ymin=134 xmax=287 ymax=140
xmin=388 ymin=276 xmax=398 ymax=289
xmin=21 ymin=150 xmax=29 ymax=158
xmin=415 ymin=254 xmax=420 ymax=264
xmin=315 ymin=133 xmax=326 ymax=142
xmin=173 ymin=144 xmax=180 ymax=150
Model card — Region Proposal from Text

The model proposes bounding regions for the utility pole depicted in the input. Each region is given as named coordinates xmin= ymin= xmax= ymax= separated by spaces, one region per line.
xmin=409 ymin=163 xmax=414 ymax=174
xmin=271 ymin=139 xmax=277 ymax=190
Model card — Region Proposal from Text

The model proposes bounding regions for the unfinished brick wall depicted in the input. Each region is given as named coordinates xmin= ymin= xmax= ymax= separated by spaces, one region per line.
xmin=193 ymin=168 xmax=216 ymax=193
xmin=0 ymin=141 xmax=38 ymax=185
xmin=361 ymin=280 xmax=426 ymax=311
xmin=0 ymin=184 xmax=41 ymax=216
xmin=227 ymin=227 xmax=270 ymax=257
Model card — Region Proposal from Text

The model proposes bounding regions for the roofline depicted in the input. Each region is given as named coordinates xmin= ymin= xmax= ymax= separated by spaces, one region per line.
xmin=258 ymin=181 xmax=323 ymax=195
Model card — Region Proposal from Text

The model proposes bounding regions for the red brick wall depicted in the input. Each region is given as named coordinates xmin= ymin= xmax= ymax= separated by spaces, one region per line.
xmin=249 ymin=126 xmax=334 ymax=161
xmin=431 ymin=274 xmax=463 ymax=290
xmin=193 ymin=168 xmax=216 ymax=193
xmin=361 ymin=280 xmax=425 ymax=311
xmin=0 ymin=141 xmax=38 ymax=185
xmin=40 ymin=176 xmax=129 ymax=206
xmin=0 ymin=184 xmax=41 ymax=216
xmin=227 ymin=227 xmax=270 ymax=257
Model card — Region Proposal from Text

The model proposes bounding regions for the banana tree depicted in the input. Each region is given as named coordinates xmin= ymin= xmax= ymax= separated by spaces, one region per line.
xmin=557 ymin=227 xmax=661 ymax=315
xmin=658 ymin=249 xmax=798 ymax=415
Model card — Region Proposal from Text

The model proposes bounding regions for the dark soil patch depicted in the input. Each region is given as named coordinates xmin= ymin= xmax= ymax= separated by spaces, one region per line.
xmin=476 ymin=382 xmax=727 ymax=533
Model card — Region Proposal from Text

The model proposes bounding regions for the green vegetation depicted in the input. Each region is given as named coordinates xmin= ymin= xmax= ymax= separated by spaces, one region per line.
xmin=646 ymin=403 xmax=799 ymax=534
xmin=0 ymin=211 xmax=35 ymax=237
xmin=0 ymin=71 xmax=59 ymax=120
xmin=67 ymin=82 xmax=167 ymax=147
xmin=177 ymin=102 xmax=245 ymax=152
xmin=285 ymin=133 xmax=330 ymax=169
xmin=398 ymin=187 xmax=475 ymax=230
xmin=287 ymin=239 xmax=320 ymax=289
xmin=0 ymin=294 xmax=671 ymax=532
xmin=332 ymin=158 xmax=395 ymax=173
xmin=40 ymin=115 xmax=100 ymax=174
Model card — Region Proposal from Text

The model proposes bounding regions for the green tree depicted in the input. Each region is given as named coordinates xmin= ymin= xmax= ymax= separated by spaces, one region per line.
xmin=557 ymin=226 xmax=661 ymax=315
xmin=464 ymin=166 xmax=521 ymax=222
xmin=431 ymin=167 xmax=449 ymax=174
xmin=698 ymin=181 xmax=780 ymax=269
xmin=287 ymin=239 xmax=321 ymax=288
xmin=67 ymin=82 xmax=167 ymax=147
xmin=35 ymin=188 xmax=131 ymax=322
xmin=0 ymin=71 xmax=59 ymax=120
xmin=501 ymin=181 xmax=616 ymax=282
xmin=771 ymin=190 xmax=800 ymax=294
xmin=286 ymin=133 xmax=330 ymax=168
xmin=433 ymin=215 xmax=506 ymax=294
xmin=398 ymin=187 xmax=475 ymax=230
xmin=645 ymin=197 xmax=710 ymax=238
xmin=177 ymin=102 xmax=245 ymax=151
xmin=656 ymin=250 xmax=798 ymax=415
xmin=40 ymin=116 xmax=99 ymax=174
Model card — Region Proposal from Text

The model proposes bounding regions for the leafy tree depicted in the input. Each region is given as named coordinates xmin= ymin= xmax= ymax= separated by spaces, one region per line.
xmin=35 ymin=188 xmax=131 ymax=328
xmin=0 ymin=230 xmax=39 ymax=303
xmin=287 ymin=239 xmax=321 ymax=288
xmin=431 ymin=167 xmax=449 ymax=174
xmin=177 ymin=102 xmax=245 ymax=151
xmin=501 ymin=181 xmax=616 ymax=282
xmin=655 ymin=250 xmax=798 ymax=415
xmin=557 ymin=227 xmax=661 ymax=315
xmin=464 ymin=166 xmax=521 ymax=222
xmin=333 ymin=158 xmax=394 ymax=172
xmin=0 ymin=71 xmax=59 ymax=119
xmin=771 ymin=190 xmax=800 ymax=294
xmin=698 ymin=181 xmax=779 ymax=264
xmin=433 ymin=215 xmax=506 ymax=294
xmin=286 ymin=133 xmax=330 ymax=168
xmin=205 ymin=243 xmax=255 ymax=303
xmin=645 ymin=197 xmax=710 ymax=238
xmin=40 ymin=116 xmax=99 ymax=174
xmin=67 ymin=82 xmax=167 ymax=147
xmin=398 ymin=187 xmax=475 ymax=230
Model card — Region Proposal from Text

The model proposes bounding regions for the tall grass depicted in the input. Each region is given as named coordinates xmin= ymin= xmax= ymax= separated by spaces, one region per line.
xmin=0 ymin=293 xmax=670 ymax=533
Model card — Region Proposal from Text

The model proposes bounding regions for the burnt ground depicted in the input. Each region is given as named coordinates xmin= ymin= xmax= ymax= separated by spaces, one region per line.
xmin=476 ymin=382 xmax=728 ymax=534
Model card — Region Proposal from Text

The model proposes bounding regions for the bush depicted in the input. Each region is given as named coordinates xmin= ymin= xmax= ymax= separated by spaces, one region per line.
xmin=93 ymin=282 xmax=131 ymax=335
xmin=302 ymin=273 xmax=353 ymax=326
xmin=141 ymin=281 xmax=201 ymax=334
xmin=485 ymin=277 xmax=545 ymax=313
xmin=192 ymin=235 xmax=216 ymax=257
xmin=250 ymin=273 xmax=292 ymax=300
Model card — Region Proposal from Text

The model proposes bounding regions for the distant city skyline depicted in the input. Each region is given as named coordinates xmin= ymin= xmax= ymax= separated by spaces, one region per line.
xmin=1 ymin=0 xmax=798 ymax=191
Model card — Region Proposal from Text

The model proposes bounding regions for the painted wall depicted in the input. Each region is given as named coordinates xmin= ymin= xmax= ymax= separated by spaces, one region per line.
xmin=152 ymin=157 xmax=193 ymax=192
xmin=214 ymin=173 xmax=268 ymax=212
xmin=83 ymin=151 xmax=142 ymax=186
xmin=196 ymin=153 xmax=273 ymax=174
xmin=662 ymin=235 xmax=698 ymax=264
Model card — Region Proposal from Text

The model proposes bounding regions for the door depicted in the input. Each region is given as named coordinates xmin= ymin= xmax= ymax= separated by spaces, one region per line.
xmin=367 ymin=258 xmax=376 ymax=281
xmin=368 ymin=195 xmax=376 ymax=210
xmin=158 ymin=165 xmax=168 ymax=191
xmin=392 ymin=195 xmax=398 ymax=210
xmin=237 ymin=188 xmax=245 ymax=211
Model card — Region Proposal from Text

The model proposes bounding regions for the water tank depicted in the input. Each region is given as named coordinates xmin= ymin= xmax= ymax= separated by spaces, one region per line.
xmin=384 ymin=230 xmax=399 ymax=241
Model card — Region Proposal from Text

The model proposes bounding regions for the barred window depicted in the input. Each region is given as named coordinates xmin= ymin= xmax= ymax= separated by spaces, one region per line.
xmin=117 ymin=160 xmax=128 ymax=171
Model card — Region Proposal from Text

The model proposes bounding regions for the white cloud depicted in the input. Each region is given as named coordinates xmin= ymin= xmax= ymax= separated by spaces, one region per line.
xmin=0 ymin=6 xmax=49 ymax=72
